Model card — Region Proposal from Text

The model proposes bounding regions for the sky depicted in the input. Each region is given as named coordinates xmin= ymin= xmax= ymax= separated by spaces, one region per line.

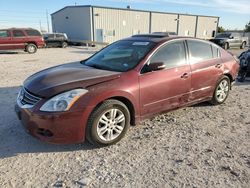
xmin=0 ymin=0 xmax=249 ymax=32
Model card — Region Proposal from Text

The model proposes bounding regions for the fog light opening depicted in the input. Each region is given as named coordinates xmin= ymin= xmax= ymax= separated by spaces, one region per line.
xmin=37 ymin=128 xmax=53 ymax=137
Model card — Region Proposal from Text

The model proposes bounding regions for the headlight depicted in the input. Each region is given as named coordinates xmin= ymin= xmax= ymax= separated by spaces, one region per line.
xmin=219 ymin=40 xmax=224 ymax=44
xmin=40 ymin=89 xmax=88 ymax=112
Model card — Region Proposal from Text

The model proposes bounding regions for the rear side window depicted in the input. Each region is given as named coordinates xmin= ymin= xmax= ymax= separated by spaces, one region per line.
xmin=0 ymin=30 xmax=10 ymax=38
xmin=56 ymin=34 xmax=65 ymax=39
xmin=211 ymin=45 xmax=220 ymax=58
xmin=13 ymin=30 xmax=25 ymax=37
xmin=187 ymin=40 xmax=213 ymax=64
xmin=149 ymin=41 xmax=186 ymax=69
xmin=25 ymin=29 xmax=41 ymax=36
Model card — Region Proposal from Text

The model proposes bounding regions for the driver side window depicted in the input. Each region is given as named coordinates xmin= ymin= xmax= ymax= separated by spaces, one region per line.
xmin=149 ymin=41 xmax=186 ymax=69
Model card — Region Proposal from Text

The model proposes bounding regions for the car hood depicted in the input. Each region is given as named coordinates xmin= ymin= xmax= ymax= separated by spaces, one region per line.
xmin=211 ymin=38 xmax=226 ymax=41
xmin=24 ymin=62 xmax=121 ymax=98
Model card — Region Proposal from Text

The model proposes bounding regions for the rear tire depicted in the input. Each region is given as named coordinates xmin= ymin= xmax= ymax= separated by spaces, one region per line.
xmin=26 ymin=43 xmax=37 ymax=54
xmin=86 ymin=100 xmax=130 ymax=147
xmin=240 ymin=42 xmax=246 ymax=49
xmin=210 ymin=76 xmax=230 ymax=105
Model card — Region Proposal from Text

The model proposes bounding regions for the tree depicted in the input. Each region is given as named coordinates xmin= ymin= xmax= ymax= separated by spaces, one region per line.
xmin=217 ymin=26 xmax=225 ymax=33
xmin=245 ymin=21 xmax=250 ymax=32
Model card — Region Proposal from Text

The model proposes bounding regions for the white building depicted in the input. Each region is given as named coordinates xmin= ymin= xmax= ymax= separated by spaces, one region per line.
xmin=51 ymin=5 xmax=219 ymax=43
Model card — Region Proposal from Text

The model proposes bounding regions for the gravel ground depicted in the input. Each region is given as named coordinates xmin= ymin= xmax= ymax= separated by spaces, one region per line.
xmin=0 ymin=47 xmax=249 ymax=188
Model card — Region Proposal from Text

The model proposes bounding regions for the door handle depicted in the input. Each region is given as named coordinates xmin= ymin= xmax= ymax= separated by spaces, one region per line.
xmin=181 ymin=73 xmax=189 ymax=79
xmin=215 ymin=64 xmax=222 ymax=68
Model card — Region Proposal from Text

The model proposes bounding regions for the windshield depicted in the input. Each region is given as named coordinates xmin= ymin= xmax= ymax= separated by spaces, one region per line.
xmin=215 ymin=33 xmax=231 ymax=38
xmin=83 ymin=40 xmax=156 ymax=72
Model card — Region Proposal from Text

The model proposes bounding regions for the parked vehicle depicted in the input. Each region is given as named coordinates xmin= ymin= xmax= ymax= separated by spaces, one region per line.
xmin=238 ymin=48 xmax=250 ymax=82
xmin=210 ymin=32 xmax=248 ymax=50
xmin=15 ymin=34 xmax=239 ymax=146
xmin=0 ymin=28 xmax=45 ymax=53
xmin=43 ymin=33 xmax=68 ymax=48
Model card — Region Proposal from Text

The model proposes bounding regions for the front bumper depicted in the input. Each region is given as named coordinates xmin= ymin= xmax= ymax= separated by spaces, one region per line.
xmin=15 ymin=104 xmax=88 ymax=144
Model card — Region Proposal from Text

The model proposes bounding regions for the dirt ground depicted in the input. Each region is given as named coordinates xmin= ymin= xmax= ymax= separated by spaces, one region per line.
xmin=0 ymin=47 xmax=249 ymax=188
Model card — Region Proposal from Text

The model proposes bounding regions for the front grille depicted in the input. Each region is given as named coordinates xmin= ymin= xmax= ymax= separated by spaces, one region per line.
xmin=19 ymin=87 xmax=41 ymax=106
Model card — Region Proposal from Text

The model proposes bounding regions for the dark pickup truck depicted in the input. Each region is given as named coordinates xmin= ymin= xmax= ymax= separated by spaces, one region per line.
xmin=210 ymin=32 xmax=248 ymax=50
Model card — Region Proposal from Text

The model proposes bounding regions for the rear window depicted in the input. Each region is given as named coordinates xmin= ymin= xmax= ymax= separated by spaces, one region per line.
xmin=215 ymin=33 xmax=231 ymax=38
xmin=0 ymin=30 xmax=10 ymax=38
xmin=187 ymin=40 xmax=213 ymax=64
xmin=13 ymin=30 xmax=25 ymax=37
xmin=25 ymin=29 xmax=41 ymax=36
xmin=56 ymin=34 xmax=65 ymax=39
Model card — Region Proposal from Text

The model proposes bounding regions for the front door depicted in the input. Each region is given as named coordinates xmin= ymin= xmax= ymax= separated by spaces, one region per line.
xmin=139 ymin=40 xmax=191 ymax=117
xmin=0 ymin=30 xmax=12 ymax=50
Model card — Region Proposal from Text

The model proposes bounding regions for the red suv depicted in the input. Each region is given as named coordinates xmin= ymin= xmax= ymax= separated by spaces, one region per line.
xmin=0 ymin=28 xmax=45 ymax=53
xmin=15 ymin=34 xmax=239 ymax=146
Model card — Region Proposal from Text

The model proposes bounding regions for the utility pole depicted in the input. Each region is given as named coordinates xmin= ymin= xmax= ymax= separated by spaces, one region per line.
xmin=46 ymin=10 xmax=50 ymax=33
xmin=39 ymin=20 xmax=42 ymax=32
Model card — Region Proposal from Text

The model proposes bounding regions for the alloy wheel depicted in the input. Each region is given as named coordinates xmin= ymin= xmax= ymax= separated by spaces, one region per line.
xmin=215 ymin=79 xmax=229 ymax=103
xmin=96 ymin=108 xmax=125 ymax=142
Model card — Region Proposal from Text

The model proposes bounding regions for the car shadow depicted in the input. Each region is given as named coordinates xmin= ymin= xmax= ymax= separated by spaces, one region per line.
xmin=0 ymin=86 xmax=95 ymax=159
xmin=191 ymin=101 xmax=213 ymax=107
xmin=235 ymin=79 xmax=250 ymax=86
xmin=0 ymin=51 xmax=19 ymax=54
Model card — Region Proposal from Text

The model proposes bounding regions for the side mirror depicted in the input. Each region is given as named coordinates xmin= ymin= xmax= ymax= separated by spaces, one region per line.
xmin=147 ymin=62 xmax=166 ymax=72
xmin=229 ymin=36 xmax=234 ymax=39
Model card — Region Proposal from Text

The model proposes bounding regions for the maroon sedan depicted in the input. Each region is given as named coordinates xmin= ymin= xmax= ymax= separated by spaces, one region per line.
xmin=15 ymin=35 xmax=239 ymax=146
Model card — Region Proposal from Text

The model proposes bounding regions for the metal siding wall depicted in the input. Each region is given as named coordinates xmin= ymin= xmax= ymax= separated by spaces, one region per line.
xmin=51 ymin=7 xmax=92 ymax=40
xmin=178 ymin=15 xmax=196 ymax=37
xmin=93 ymin=7 xmax=150 ymax=43
xmin=244 ymin=32 xmax=250 ymax=45
xmin=196 ymin=17 xmax=218 ymax=39
xmin=151 ymin=13 xmax=178 ymax=33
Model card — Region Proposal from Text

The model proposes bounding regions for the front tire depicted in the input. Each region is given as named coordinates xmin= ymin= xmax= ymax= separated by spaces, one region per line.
xmin=86 ymin=100 xmax=130 ymax=147
xmin=61 ymin=42 xmax=68 ymax=48
xmin=224 ymin=42 xmax=229 ymax=50
xmin=26 ymin=43 xmax=37 ymax=54
xmin=210 ymin=76 xmax=230 ymax=105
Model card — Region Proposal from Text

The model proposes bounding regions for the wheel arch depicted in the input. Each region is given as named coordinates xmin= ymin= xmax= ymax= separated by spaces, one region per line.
xmin=223 ymin=73 xmax=233 ymax=89
xmin=26 ymin=41 xmax=38 ymax=47
xmin=108 ymin=96 xmax=136 ymax=125
xmin=90 ymin=95 xmax=136 ymax=126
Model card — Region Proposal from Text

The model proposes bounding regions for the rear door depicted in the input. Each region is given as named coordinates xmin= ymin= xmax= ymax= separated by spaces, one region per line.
xmin=139 ymin=40 xmax=191 ymax=117
xmin=186 ymin=40 xmax=223 ymax=102
xmin=12 ymin=29 xmax=26 ymax=49
xmin=0 ymin=30 xmax=12 ymax=50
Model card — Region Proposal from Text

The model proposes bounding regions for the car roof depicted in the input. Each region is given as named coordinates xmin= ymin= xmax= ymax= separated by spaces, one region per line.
xmin=3 ymin=28 xmax=38 ymax=30
xmin=122 ymin=34 xmax=195 ymax=43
